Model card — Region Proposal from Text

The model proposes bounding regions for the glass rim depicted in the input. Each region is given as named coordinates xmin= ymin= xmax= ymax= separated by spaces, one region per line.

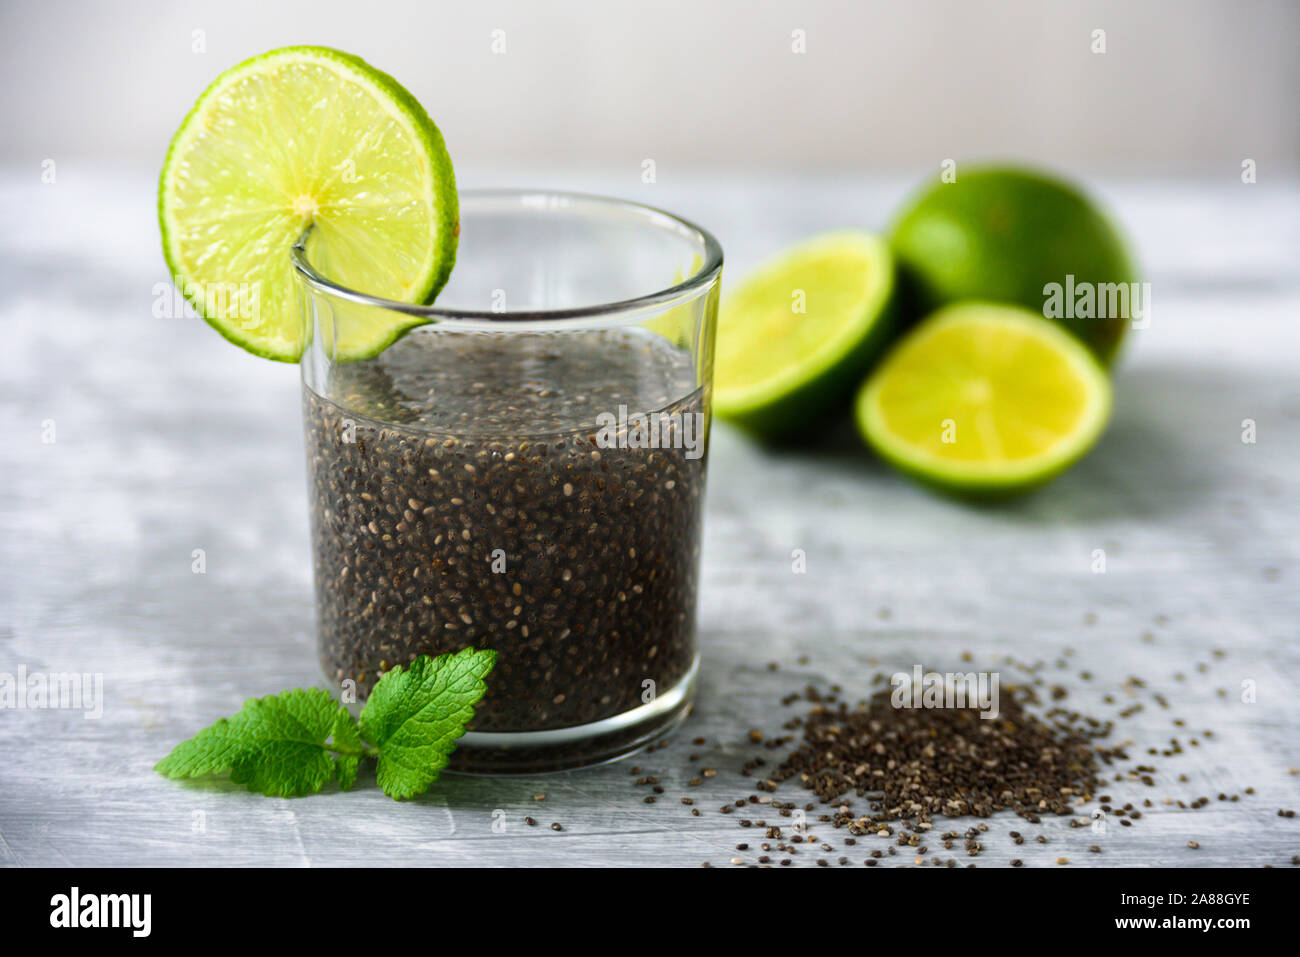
xmin=291 ymin=188 xmax=724 ymax=327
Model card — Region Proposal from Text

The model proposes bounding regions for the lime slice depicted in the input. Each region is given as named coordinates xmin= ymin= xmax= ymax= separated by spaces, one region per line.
xmin=856 ymin=302 xmax=1112 ymax=496
xmin=714 ymin=231 xmax=897 ymax=439
xmin=158 ymin=46 xmax=457 ymax=362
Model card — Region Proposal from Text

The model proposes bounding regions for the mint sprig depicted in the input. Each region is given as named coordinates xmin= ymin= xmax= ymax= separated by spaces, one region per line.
xmin=359 ymin=652 xmax=500 ymax=799
xmin=155 ymin=649 xmax=496 ymax=800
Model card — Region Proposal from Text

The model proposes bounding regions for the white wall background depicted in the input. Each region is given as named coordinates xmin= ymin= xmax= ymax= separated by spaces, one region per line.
xmin=2 ymin=0 xmax=1296 ymax=177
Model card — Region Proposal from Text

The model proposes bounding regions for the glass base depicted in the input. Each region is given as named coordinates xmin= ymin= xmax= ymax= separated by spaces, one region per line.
xmin=444 ymin=656 xmax=699 ymax=774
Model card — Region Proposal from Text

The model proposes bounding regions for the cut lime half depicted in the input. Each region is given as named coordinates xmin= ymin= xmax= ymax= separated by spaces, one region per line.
xmin=856 ymin=302 xmax=1112 ymax=496
xmin=714 ymin=231 xmax=897 ymax=439
xmin=159 ymin=45 xmax=457 ymax=362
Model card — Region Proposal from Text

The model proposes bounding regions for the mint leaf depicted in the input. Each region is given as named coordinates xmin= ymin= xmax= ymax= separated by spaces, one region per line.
xmin=156 ymin=687 xmax=367 ymax=798
xmin=332 ymin=708 xmax=365 ymax=790
xmin=156 ymin=651 xmax=496 ymax=800
xmin=332 ymin=706 xmax=366 ymax=755
xmin=153 ymin=716 xmax=249 ymax=779
xmin=359 ymin=648 xmax=497 ymax=800
xmin=335 ymin=755 xmax=361 ymax=791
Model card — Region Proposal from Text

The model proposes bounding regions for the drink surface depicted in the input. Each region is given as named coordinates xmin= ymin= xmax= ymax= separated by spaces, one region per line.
xmin=303 ymin=327 xmax=707 ymax=732
xmin=322 ymin=326 xmax=700 ymax=436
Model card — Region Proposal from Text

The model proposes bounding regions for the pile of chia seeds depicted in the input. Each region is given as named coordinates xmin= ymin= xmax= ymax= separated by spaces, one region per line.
xmin=766 ymin=681 xmax=1119 ymax=825
xmin=618 ymin=645 xmax=1295 ymax=867
xmin=303 ymin=327 xmax=707 ymax=735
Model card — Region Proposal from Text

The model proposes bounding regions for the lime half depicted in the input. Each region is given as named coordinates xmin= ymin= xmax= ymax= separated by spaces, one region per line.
xmin=159 ymin=46 xmax=457 ymax=362
xmin=714 ymin=231 xmax=897 ymax=439
xmin=856 ymin=302 xmax=1112 ymax=496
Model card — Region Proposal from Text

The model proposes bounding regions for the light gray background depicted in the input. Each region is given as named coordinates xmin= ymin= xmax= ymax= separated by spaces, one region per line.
xmin=2 ymin=0 xmax=1298 ymax=174
xmin=2 ymin=170 xmax=1298 ymax=867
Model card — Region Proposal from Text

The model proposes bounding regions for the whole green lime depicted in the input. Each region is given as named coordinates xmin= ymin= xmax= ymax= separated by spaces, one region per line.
xmin=889 ymin=166 xmax=1136 ymax=365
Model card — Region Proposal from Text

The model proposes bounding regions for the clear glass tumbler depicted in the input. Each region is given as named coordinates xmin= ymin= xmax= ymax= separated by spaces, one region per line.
xmin=294 ymin=190 xmax=722 ymax=771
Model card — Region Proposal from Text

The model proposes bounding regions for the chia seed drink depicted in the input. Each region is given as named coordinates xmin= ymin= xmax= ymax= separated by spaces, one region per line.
xmin=294 ymin=189 xmax=722 ymax=770
xmin=303 ymin=326 xmax=708 ymax=762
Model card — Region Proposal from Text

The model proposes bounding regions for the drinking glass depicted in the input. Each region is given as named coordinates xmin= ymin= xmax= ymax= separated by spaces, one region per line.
xmin=294 ymin=190 xmax=722 ymax=771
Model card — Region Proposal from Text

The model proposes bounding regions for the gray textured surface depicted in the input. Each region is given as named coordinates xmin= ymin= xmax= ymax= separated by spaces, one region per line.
xmin=1 ymin=166 xmax=1298 ymax=867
